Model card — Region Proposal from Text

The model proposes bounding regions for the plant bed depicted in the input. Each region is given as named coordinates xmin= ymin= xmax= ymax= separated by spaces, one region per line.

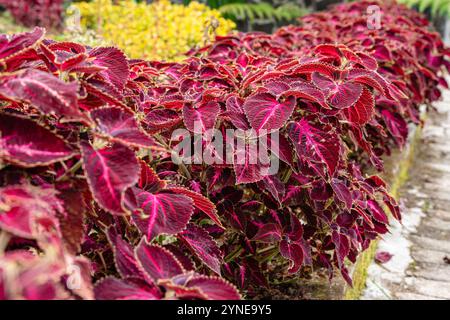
xmin=0 ymin=0 xmax=449 ymax=300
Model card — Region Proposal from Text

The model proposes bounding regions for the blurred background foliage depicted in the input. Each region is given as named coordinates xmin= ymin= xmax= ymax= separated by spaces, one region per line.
xmin=0 ymin=0 xmax=448 ymax=60
xmin=398 ymin=0 xmax=450 ymax=18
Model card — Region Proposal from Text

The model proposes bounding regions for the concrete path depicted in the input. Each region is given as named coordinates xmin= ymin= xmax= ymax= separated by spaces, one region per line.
xmin=362 ymin=83 xmax=450 ymax=300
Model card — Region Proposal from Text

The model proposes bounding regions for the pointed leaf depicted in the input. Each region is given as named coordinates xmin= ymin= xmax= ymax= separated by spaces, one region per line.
xmin=94 ymin=277 xmax=161 ymax=300
xmin=135 ymin=239 xmax=184 ymax=282
xmin=165 ymin=186 xmax=223 ymax=228
xmin=166 ymin=273 xmax=241 ymax=300
xmin=288 ymin=119 xmax=340 ymax=177
xmin=0 ymin=113 xmax=74 ymax=167
xmin=0 ymin=69 xmax=85 ymax=122
xmin=280 ymin=240 xmax=304 ymax=274
xmin=90 ymin=106 xmax=155 ymax=148
xmin=183 ymin=101 xmax=220 ymax=134
xmin=80 ymin=141 xmax=139 ymax=215
xmin=106 ymin=227 xmax=143 ymax=278
xmin=129 ymin=187 xmax=194 ymax=241
xmin=343 ymin=88 xmax=374 ymax=125
xmin=243 ymin=92 xmax=296 ymax=131
xmin=178 ymin=224 xmax=223 ymax=275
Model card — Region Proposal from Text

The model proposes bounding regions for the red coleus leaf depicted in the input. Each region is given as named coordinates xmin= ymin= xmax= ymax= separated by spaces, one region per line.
xmin=289 ymin=62 xmax=339 ymax=78
xmin=243 ymin=92 xmax=296 ymax=131
xmin=233 ymin=141 xmax=271 ymax=185
xmin=39 ymin=41 xmax=88 ymax=72
xmin=332 ymin=231 xmax=350 ymax=269
xmin=0 ymin=69 xmax=86 ymax=122
xmin=88 ymin=47 xmax=129 ymax=91
xmin=375 ymin=251 xmax=393 ymax=264
xmin=138 ymin=160 xmax=167 ymax=193
xmin=0 ymin=27 xmax=45 ymax=69
xmin=367 ymin=199 xmax=388 ymax=224
xmin=94 ymin=277 xmax=162 ymax=300
xmin=165 ymin=186 xmax=223 ymax=228
xmin=183 ymin=101 xmax=220 ymax=133
xmin=161 ymin=272 xmax=241 ymax=300
xmin=128 ymin=187 xmax=194 ymax=241
xmin=80 ymin=141 xmax=139 ymax=215
xmin=331 ymin=179 xmax=352 ymax=210
xmin=283 ymin=81 xmax=328 ymax=108
xmin=381 ymin=109 xmax=408 ymax=146
xmin=106 ymin=227 xmax=143 ymax=278
xmin=252 ymin=223 xmax=282 ymax=243
xmin=90 ymin=106 xmax=155 ymax=148
xmin=56 ymin=185 xmax=86 ymax=254
xmin=258 ymin=175 xmax=285 ymax=204
xmin=225 ymin=95 xmax=250 ymax=130
xmin=280 ymin=240 xmax=304 ymax=274
xmin=312 ymin=72 xmax=363 ymax=109
xmin=0 ymin=113 xmax=74 ymax=167
xmin=178 ymin=224 xmax=223 ymax=275
xmin=288 ymin=119 xmax=341 ymax=177
xmin=343 ymin=87 xmax=374 ymax=125
xmin=135 ymin=239 xmax=185 ymax=282
xmin=144 ymin=109 xmax=182 ymax=132
xmin=0 ymin=184 xmax=63 ymax=241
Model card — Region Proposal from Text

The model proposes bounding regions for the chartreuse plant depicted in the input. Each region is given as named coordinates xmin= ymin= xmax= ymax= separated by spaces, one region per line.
xmin=0 ymin=0 xmax=449 ymax=300
xmin=68 ymin=0 xmax=236 ymax=61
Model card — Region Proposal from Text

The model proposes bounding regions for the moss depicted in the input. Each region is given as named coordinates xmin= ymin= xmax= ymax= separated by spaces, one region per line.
xmin=344 ymin=124 xmax=423 ymax=300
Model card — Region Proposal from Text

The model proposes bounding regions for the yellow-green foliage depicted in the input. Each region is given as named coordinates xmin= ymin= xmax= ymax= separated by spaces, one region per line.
xmin=68 ymin=0 xmax=236 ymax=61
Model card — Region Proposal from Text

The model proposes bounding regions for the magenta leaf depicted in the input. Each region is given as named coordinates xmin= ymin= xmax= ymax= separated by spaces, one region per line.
xmin=138 ymin=160 xmax=167 ymax=193
xmin=252 ymin=223 xmax=282 ymax=243
xmin=243 ymin=92 xmax=296 ymax=131
xmin=375 ymin=251 xmax=393 ymax=264
xmin=183 ymin=101 xmax=220 ymax=133
xmin=144 ymin=109 xmax=181 ymax=132
xmin=106 ymin=227 xmax=143 ymax=278
xmin=288 ymin=119 xmax=340 ymax=177
xmin=312 ymin=72 xmax=363 ymax=109
xmin=332 ymin=231 xmax=350 ymax=269
xmin=162 ymin=272 xmax=241 ymax=300
xmin=178 ymin=224 xmax=223 ymax=275
xmin=88 ymin=47 xmax=129 ymax=91
xmin=0 ymin=113 xmax=74 ymax=167
xmin=0 ymin=69 xmax=86 ymax=122
xmin=367 ymin=199 xmax=388 ymax=224
xmin=331 ymin=179 xmax=352 ymax=209
xmin=128 ymin=187 xmax=194 ymax=241
xmin=258 ymin=175 xmax=285 ymax=204
xmin=280 ymin=240 xmax=304 ymax=274
xmin=135 ymin=239 xmax=184 ymax=282
xmin=94 ymin=277 xmax=162 ymax=300
xmin=165 ymin=186 xmax=223 ymax=228
xmin=381 ymin=109 xmax=408 ymax=146
xmin=343 ymin=88 xmax=374 ymax=125
xmin=0 ymin=184 xmax=63 ymax=242
xmin=0 ymin=27 xmax=45 ymax=68
xmin=90 ymin=106 xmax=155 ymax=148
xmin=80 ymin=141 xmax=139 ymax=215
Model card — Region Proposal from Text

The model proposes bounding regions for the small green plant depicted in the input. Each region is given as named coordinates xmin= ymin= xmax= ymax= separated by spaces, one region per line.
xmin=399 ymin=0 xmax=450 ymax=18
xmin=183 ymin=1 xmax=307 ymax=24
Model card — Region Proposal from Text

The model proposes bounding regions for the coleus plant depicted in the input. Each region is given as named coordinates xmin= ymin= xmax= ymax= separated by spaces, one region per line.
xmin=0 ymin=0 xmax=65 ymax=30
xmin=0 ymin=0 xmax=449 ymax=300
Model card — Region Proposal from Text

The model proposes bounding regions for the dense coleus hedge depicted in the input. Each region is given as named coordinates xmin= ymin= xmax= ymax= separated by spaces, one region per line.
xmin=70 ymin=0 xmax=236 ymax=61
xmin=0 ymin=0 xmax=65 ymax=30
xmin=0 ymin=0 xmax=449 ymax=300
